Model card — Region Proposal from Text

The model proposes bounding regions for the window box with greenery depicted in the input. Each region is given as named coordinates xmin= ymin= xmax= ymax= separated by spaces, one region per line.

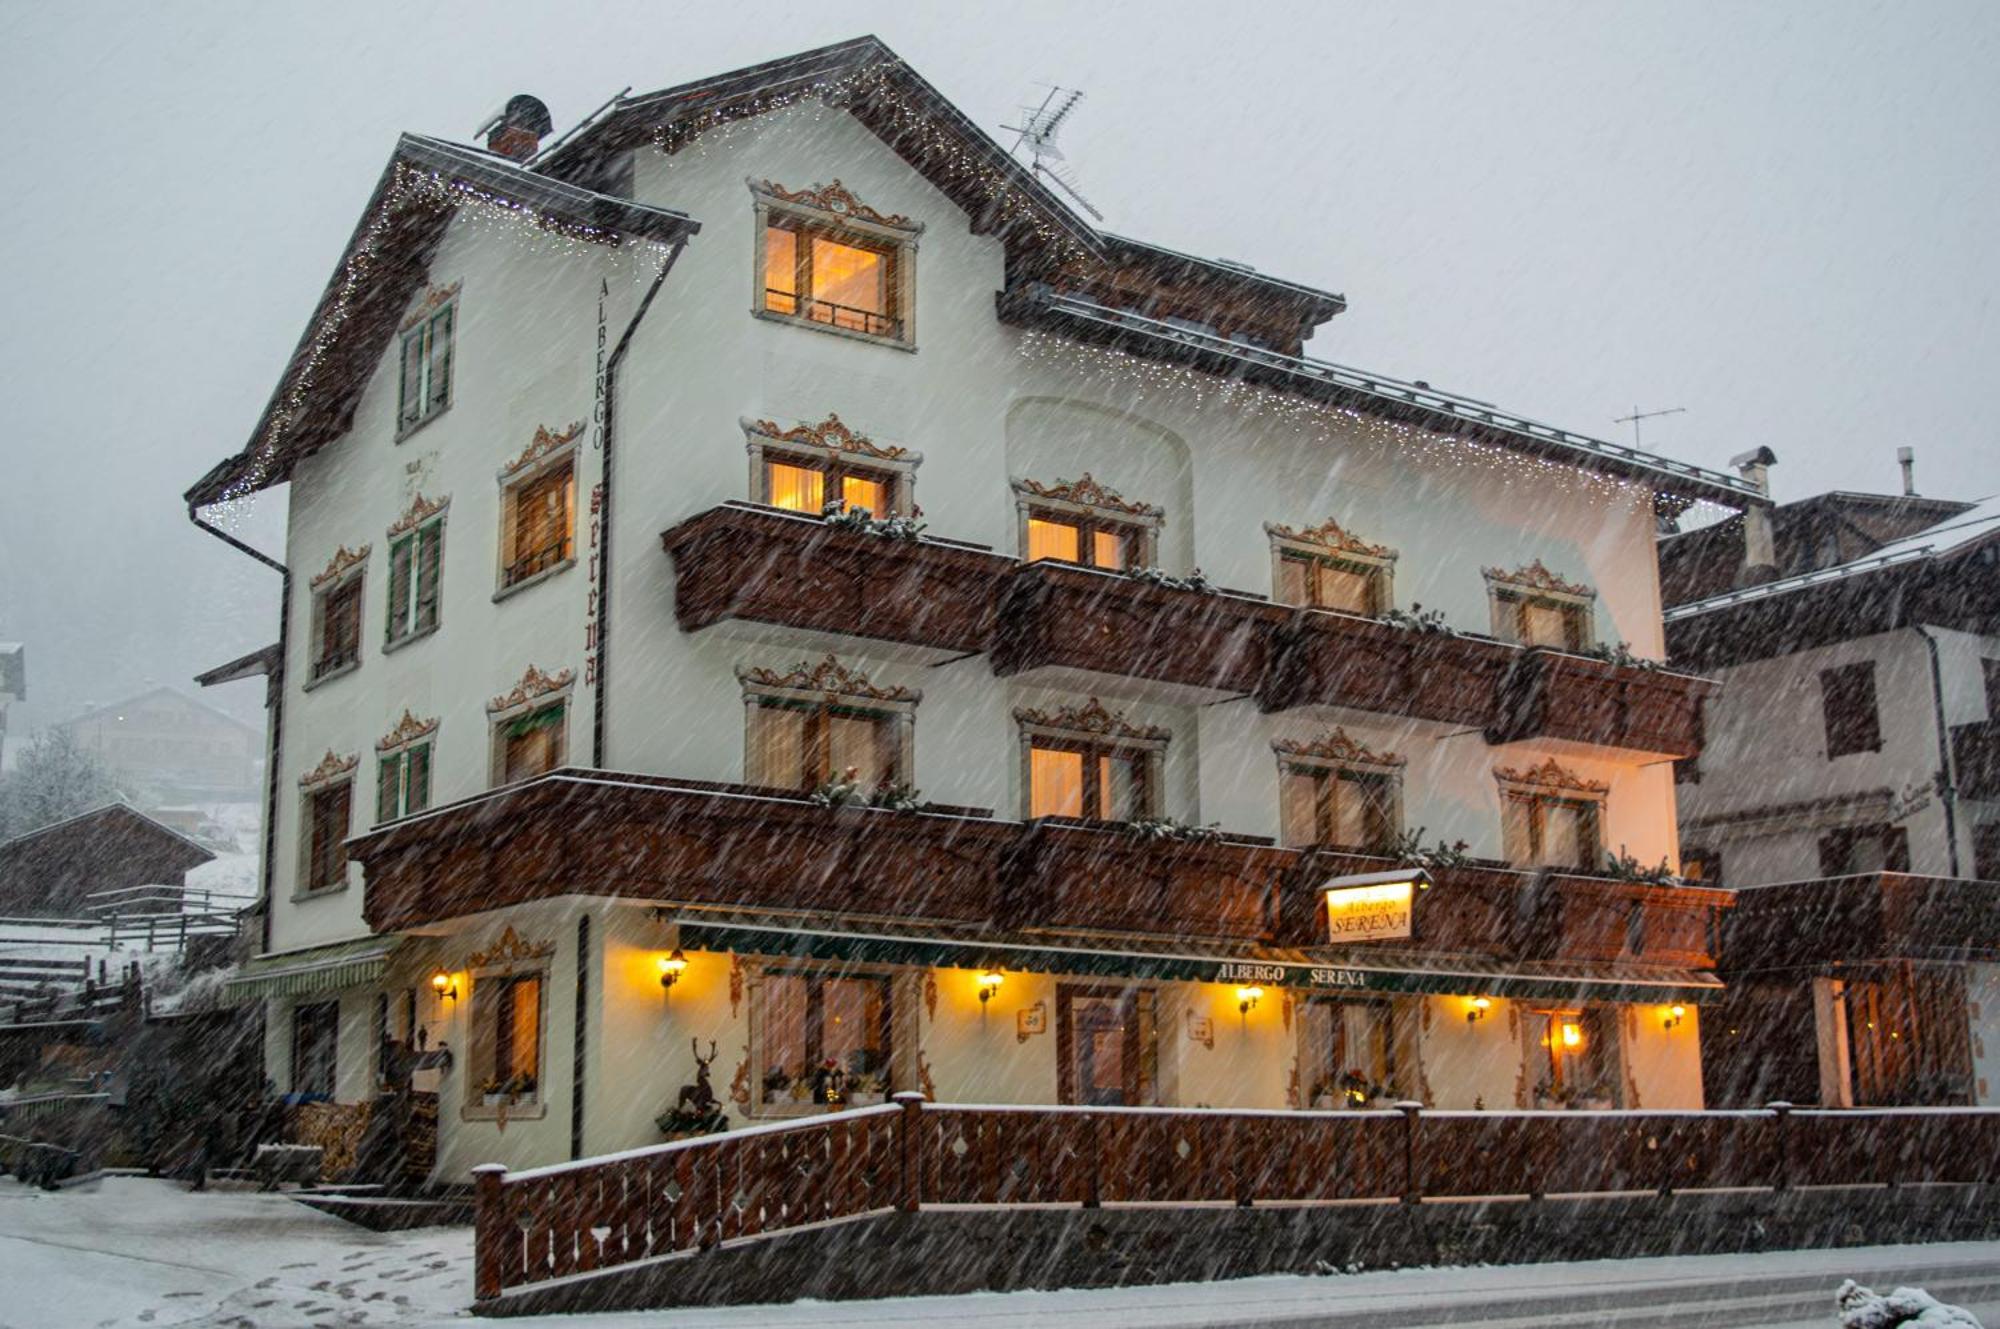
xmin=744 ymin=413 xmax=918 ymax=520
xmin=750 ymin=966 xmax=892 ymax=1116
xmin=752 ymin=179 xmax=921 ymax=349
xmin=396 ymin=284 xmax=457 ymax=438
xmin=487 ymin=665 xmax=573 ymax=786
xmin=297 ymin=751 xmax=358 ymax=897
xmin=496 ymin=425 xmax=580 ymax=597
xmin=305 ymin=545 xmax=368 ymax=688
xmin=739 ymin=655 xmax=916 ymax=794
xmin=1497 ymin=758 xmax=1608 ymax=872
xmin=384 ymin=496 xmax=446 ymax=648
xmin=1266 ymin=518 xmax=1396 ymax=616
xmin=375 ymin=710 xmax=437 ymax=824
xmin=1013 ymin=474 xmax=1161 ymax=572
xmin=1273 ymin=729 xmax=1404 ymax=851
xmin=1484 ymin=560 xmax=1595 ymax=650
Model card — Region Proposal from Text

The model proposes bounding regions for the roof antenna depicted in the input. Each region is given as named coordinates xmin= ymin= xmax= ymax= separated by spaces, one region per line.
xmin=1002 ymin=85 xmax=1105 ymax=221
xmin=1612 ymin=404 xmax=1685 ymax=447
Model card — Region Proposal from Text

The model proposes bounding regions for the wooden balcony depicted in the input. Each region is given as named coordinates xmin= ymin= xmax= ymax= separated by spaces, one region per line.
xmin=990 ymin=563 xmax=1289 ymax=697
xmin=1952 ymin=719 xmax=2000 ymax=801
xmin=1279 ymin=849 xmax=1726 ymax=968
xmin=997 ymin=819 xmax=1290 ymax=943
xmin=1724 ymin=872 xmax=2000 ymax=974
xmin=355 ymin=772 xmax=1013 ymax=933
xmin=660 ymin=503 xmax=1010 ymax=655
xmin=1488 ymin=649 xmax=1714 ymax=758
xmin=1257 ymin=614 xmax=1508 ymax=728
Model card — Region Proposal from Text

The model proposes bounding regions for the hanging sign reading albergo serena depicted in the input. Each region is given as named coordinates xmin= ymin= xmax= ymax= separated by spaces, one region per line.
xmin=1321 ymin=868 xmax=1427 ymax=943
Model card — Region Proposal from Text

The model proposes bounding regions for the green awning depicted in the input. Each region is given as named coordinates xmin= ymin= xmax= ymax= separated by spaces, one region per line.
xmin=672 ymin=921 xmax=1725 ymax=1006
xmin=224 ymin=937 xmax=401 ymax=1001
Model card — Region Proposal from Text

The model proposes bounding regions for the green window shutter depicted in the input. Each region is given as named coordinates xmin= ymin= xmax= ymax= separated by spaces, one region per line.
xmin=407 ymin=743 xmax=432 ymax=813
xmin=427 ymin=307 xmax=453 ymax=414
xmin=415 ymin=524 xmax=443 ymax=632
xmin=378 ymin=755 xmax=401 ymax=822
xmin=398 ymin=327 xmax=425 ymax=428
xmin=386 ymin=535 xmax=414 ymax=640
xmin=504 ymin=702 xmax=565 ymax=739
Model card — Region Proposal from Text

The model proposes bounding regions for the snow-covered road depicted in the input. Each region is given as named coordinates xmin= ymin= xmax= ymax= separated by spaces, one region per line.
xmin=3 ymin=1175 xmax=1997 ymax=1327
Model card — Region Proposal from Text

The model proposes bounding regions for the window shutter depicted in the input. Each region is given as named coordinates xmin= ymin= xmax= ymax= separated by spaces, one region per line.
xmin=398 ymin=328 xmax=425 ymax=428
xmin=415 ymin=525 xmax=443 ymax=631
xmin=1500 ymin=794 xmax=1533 ymax=864
xmin=377 ymin=755 xmax=398 ymax=822
xmin=386 ymin=537 xmax=413 ymax=639
xmin=427 ymin=307 xmax=453 ymax=414
xmin=407 ymin=743 xmax=431 ymax=813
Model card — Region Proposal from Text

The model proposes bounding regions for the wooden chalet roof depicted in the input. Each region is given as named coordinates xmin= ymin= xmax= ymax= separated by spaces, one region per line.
xmin=184 ymin=135 xmax=699 ymax=509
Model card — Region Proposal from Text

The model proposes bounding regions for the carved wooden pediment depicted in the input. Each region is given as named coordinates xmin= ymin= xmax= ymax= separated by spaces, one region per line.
xmin=310 ymin=544 xmax=370 ymax=590
xmin=1273 ymin=727 xmax=1405 ymax=768
xmin=300 ymin=750 xmax=358 ymax=788
xmin=467 ymin=925 xmax=555 ymax=970
xmin=1013 ymin=697 xmax=1170 ymax=742
xmin=1267 ymin=517 xmax=1394 ymax=560
xmin=1484 ymin=559 xmax=1594 ymax=599
xmin=1014 ymin=473 xmax=1163 ymax=519
xmin=747 ymin=412 xmax=908 ymax=461
xmin=400 ymin=280 xmax=461 ymax=332
xmin=755 ymin=178 xmax=915 ymax=230
xmin=387 ymin=493 xmax=450 ymax=537
xmin=500 ymin=422 xmax=585 ymax=478
xmin=377 ymin=709 xmax=439 ymax=752
xmin=738 ymin=653 xmax=915 ymax=702
xmin=488 ymin=664 xmax=575 ymax=714
xmin=1495 ymin=756 xmax=1610 ymax=795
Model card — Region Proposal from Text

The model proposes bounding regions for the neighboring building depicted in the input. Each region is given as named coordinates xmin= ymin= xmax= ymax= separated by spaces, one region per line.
xmin=0 ymin=803 xmax=214 ymax=918
xmin=58 ymin=687 xmax=265 ymax=802
xmin=191 ymin=38 xmax=1765 ymax=1181
xmin=0 ymin=643 xmax=22 ymax=770
xmin=1662 ymin=472 xmax=2000 ymax=1107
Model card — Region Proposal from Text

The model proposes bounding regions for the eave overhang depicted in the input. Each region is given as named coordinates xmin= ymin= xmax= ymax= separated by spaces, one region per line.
xmin=184 ymin=134 xmax=699 ymax=510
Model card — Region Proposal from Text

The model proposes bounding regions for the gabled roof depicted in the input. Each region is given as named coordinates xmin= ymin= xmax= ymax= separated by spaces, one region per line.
xmin=185 ymin=135 xmax=699 ymax=509
xmin=0 ymin=801 xmax=216 ymax=866
xmin=54 ymin=686 xmax=262 ymax=739
xmin=538 ymin=36 xmax=1348 ymax=329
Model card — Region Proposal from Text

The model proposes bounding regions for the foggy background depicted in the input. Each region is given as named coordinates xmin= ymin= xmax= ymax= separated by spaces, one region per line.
xmin=1 ymin=0 xmax=1994 ymax=739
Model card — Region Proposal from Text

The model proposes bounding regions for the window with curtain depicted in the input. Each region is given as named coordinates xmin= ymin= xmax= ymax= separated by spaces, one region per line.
xmin=747 ymin=698 xmax=902 ymax=792
xmin=1494 ymin=590 xmax=1590 ymax=650
xmin=1279 ymin=764 xmax=1400 ymax=850
xmin=1028 ymin=739 xmax=1155 ymax=820
xmin=470 ymin=972 xmax=543 ymax=1103
xmin=1501 ymin=790 xmax=1602 ymax=870
xmin=763 ymin=215 xmax=903 ymax=340
xmin=1024 ymin=509 xmax=1139 ymax=571
xmin=1276 ymin=549 xmax=1386 ymax=614
xmin=754 ymin=971 xmax=891 ymax=1109
xmin=761 ymin=455 xmax=899 ymax=518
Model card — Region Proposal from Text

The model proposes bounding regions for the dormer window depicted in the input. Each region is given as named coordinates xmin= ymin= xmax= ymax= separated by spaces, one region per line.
xmin=1267 ymin=519 xmax=1396 ymax=615
xmin=1013 ymin=474 xmax=1162 ymax=571
xmin=1485 ymin=561 xmax=1595 ymax=650
xmin=752 ymin=181 xmax=921 ymax=349
xmin=744 ymin=414 xmax=918 ymax=519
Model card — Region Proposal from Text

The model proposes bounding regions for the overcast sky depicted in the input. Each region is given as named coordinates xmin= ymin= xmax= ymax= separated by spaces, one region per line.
xmin=1 ymin=0 xmax=1994 ymax=736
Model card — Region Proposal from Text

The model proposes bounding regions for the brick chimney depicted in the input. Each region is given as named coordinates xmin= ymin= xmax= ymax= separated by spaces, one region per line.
xmin=1730 ymin=447 xmax=1779 ymax=586
xmin=482 ymin=94 xmax=554 ymax=163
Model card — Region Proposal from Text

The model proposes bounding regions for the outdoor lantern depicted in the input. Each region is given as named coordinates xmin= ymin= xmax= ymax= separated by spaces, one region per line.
xmin=1560 ymin=1021 xmax=1583 ymax=1049
xmin=977 ymin=970 xmax=1004 ymax=1011
xmin=1467 ymin=996 xmax=1492 ymax=1025
xmin=1663 ymin=1004 xmax=1685 ymax=1031
xmin=658 ymin=949 xmax=688 ymax=991
xmin=429 ymin=969 xmax=457 ymax=1004
xmin=1236 ymin=986 xmax=1263 ymax=1016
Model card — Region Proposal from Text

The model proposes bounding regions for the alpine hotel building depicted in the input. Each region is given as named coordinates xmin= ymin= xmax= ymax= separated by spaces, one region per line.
xmin=193 ymin=39 xmax=1777 ymax=1181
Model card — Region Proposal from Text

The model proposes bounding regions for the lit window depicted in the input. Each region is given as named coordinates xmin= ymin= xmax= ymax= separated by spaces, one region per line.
xmin=1276 ymin=550 xmax=1385 ymax=614
xmin=1533 ymin=1009 xmax=1613 ymax=1105
xmin=1300 ymin=998 xmax=1396 ymax=1107
xmin=748 ymin=699 xmax=903 ymax=791
xmin=1019 ymin=701 xmax=1165 ymax=822
xmin=472 ymin=972 xmax=542 ymax=1105
xmin=1501 ymin=790 xmax=1602 ymax=870
xmin=386 ymin=518 xmax=444 ymax=644
xmin=1279 ymin=765 xmax=1400 ymax=850
xmin=758 ymin=204 xmax=910 ymax=343
xmin=760 ymin=456 xmax=899 ymax=519
xmin=397 ymin=298 xmax=454 ymax=435
xmin=1485 ymin=566 xmax=1595 ymax=650
xmin=501 ymin=459 xmax=575 ymax=590
xmin=1024 ymin=510 xmax=1139 ymax=570
xmin=754 ymin=971 xmax=891 ymax=1110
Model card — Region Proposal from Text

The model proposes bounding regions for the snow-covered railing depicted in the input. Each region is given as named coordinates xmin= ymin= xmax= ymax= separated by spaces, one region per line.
xmin=471 ymin=1096 xmax=2000 ymax=1302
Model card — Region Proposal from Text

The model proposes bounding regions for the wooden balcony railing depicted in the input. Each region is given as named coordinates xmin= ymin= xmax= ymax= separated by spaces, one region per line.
xmin=1489 ymin=649 xmax=1714 ymax=758
xmin=474 ymin=1097 xmax=2000 ymax=1302
xmin=661 ymin=503 xmax=1009 ymax=655
xmin=990 ymin=563 xmax=1289 ymax=697
xmin=1257 ymin=613 xmax=1508 ymax=727
xmin=1724 ymin=872 xmax=2000 ymax=973
xmin=1952 ymin=719 xmax=2000 ymax=801
xmin=998 ymin=819 xmax=1290 ymax=942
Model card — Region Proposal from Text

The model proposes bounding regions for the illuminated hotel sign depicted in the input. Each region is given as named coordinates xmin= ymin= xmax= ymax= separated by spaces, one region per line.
xmin=1322 ymin=869 xmax=1426 ymax=943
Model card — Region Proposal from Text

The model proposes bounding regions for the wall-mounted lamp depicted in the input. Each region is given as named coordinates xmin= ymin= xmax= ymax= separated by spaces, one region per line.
xmin=429 ymin=969 xmax=457 ymax=1005
xmin=657 ymin=949 xmax=687 ymax=992
xmin=1560 ymin=1021 xmax=1584 ymax=1049
xmin=1663 ymin=1004 xmax=1685 ymax=1031
xmin=1235 ymin=986 xmax=1263 ymax=1017
xmin=1467 ymin=996 xmax=1492 ymax=1025
xmin=976 ymin=970 xmax=1004 ymax=1014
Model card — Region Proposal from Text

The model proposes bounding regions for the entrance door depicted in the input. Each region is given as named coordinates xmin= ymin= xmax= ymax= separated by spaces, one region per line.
xmin=1058 ymin=985 xmax=1146 ymax=1106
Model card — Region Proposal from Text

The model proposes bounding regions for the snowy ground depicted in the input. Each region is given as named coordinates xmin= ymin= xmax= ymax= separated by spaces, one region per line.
xmin=2 ymin=1175 xmax=1997 ymax=1328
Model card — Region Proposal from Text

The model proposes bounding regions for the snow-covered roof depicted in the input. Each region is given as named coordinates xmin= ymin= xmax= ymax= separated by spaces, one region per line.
xmin=1664 ymin=493 xmax=2000 ymax=622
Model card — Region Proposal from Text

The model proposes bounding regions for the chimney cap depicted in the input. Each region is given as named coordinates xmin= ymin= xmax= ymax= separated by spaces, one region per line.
xmin=1729 ymin=446 xmax=1778 ymax=470
xmin=476 ymin=94 xmax=554 ymax=141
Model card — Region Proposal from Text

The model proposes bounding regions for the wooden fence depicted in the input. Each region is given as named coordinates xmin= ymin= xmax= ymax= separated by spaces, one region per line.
xmin=472 ymin=1097 xmax=2000 ymax=1301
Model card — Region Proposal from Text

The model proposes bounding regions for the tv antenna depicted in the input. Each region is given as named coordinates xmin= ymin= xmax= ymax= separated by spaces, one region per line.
xmin=1002 ymin=85 xmax=1104 ymax=221
xmin=1613 ymin=404 xmax=1685 ymax=447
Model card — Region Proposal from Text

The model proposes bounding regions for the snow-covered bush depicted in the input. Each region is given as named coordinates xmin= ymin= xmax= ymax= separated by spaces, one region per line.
xmin=1837 ymin=1279 xmax=1985 ymax=1328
